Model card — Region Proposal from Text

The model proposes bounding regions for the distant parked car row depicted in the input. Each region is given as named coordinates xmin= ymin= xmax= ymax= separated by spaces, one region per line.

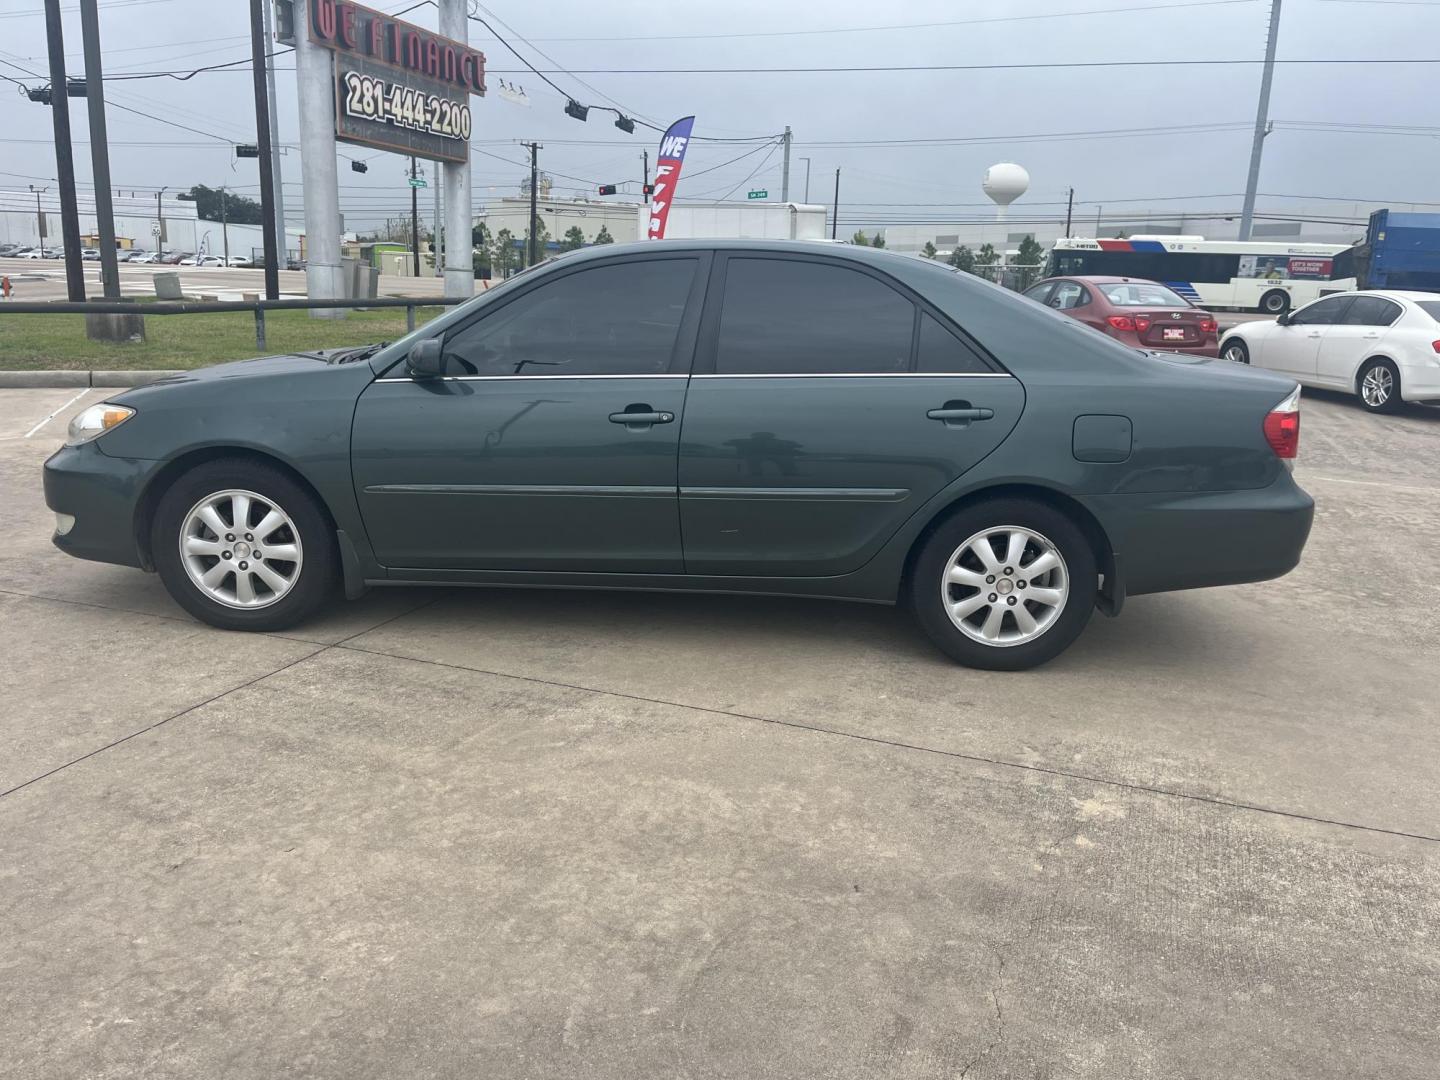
xmin=1 ymin=244 xmax=257 ymax=268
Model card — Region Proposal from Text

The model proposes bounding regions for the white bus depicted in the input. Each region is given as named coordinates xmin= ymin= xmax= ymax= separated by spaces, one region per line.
xmin=1048 ymin=236 xmax=1355 ymax=314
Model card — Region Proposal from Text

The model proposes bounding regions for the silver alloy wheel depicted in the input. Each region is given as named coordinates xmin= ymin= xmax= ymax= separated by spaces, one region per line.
xmin=1223 ymin=341 xmax=1248 ymax=364
xmin=179 ymin=488 xmax=303 ymax=609
xmin=940 ymin=525 xmax=1070 ymax=648
xmin=1360 ymin=364 xmax=1393 ymax=408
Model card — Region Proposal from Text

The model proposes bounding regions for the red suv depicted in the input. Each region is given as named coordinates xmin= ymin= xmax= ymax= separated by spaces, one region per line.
xmin=1024 ymin=275 xmax=1219 ymax=356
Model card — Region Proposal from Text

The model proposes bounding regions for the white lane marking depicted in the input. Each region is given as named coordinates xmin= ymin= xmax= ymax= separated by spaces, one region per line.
xmin=24 ymin=389 xmax=92 ymax=439
xmin=1305 ymin=474 xmax=1439 ymax=495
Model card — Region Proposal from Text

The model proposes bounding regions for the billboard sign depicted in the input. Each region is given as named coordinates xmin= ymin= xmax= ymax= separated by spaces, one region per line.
xmin=1238 ymin=254 xmax=1333 ymax=281
xmin=308 ymin=0 xmax=484 ymax=163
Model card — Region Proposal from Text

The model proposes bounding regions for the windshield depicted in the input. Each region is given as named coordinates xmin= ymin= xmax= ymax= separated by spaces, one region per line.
xmin=1416 ymin=301 xmax=1440 ymax=322
xmin=1098 ymin=282 xmax=1190 ymax=308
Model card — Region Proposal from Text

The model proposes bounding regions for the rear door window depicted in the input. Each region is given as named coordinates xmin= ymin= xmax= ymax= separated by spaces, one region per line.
xmin=1050 ymin=281 xmax=1086 ymax=310
xmin=714 ymin=258 xmax=915 ymax=375
xmin=1340 ymin=296 xmax=1401 ymax=327
xmin=915 ymin=312 xmax=991 ymax=374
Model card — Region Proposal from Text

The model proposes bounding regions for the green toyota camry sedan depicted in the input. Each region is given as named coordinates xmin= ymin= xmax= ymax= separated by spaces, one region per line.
xmin=44 ymin=240 xmax=1313 ymax=670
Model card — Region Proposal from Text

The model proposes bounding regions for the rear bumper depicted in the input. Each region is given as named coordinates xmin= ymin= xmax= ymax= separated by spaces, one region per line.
xmin=43 ymin=442 xmax=156 ymax=569
xmin=1083 ymin=471 xmax=1314 ymax=597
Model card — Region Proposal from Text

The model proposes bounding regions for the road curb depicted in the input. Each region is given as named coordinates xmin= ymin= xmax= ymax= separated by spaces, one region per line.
xmin=0 ymin=370 xmax=184 ymax=389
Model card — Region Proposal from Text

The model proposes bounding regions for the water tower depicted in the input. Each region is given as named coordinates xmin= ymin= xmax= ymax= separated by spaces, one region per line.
xmin=982 ymin=163 xmax=1029 ymax=221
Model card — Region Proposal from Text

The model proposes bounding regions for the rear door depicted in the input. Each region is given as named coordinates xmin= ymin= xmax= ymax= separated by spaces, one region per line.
xmin=1262 ymin=295 xmax=1354 ymax=377
xmin=352 ymin=252 xmax=707 ymax=572
xmin=1316 ymin=295 xmax=1401 ymax=388
xmin=677 ymin=253 xmax=1025 ymax=576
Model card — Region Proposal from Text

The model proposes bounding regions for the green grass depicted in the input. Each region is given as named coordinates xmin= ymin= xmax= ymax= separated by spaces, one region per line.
xmin=0 ymin=306 xmax=445 ymax=370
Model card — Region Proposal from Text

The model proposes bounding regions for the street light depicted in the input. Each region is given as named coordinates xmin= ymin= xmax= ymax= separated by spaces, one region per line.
xmin=27 ymin=184 xmax=48 ymax=249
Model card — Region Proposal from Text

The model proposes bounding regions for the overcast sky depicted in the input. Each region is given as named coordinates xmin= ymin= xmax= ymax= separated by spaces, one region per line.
xmin=1 ymin=0 xmax=1436 ymax=234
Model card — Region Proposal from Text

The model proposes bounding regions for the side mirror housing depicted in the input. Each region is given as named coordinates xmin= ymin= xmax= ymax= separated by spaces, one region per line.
xmin=406 ymin=338 xmax=445 ymax=378
xmin=1275 ymin=312 xmax=1290 ymax=326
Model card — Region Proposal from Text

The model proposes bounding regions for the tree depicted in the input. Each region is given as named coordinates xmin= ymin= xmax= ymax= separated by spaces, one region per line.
xmin=947 ymin=244 xmax=976 ymax=273
xmin=472 ymin=222 xmax=491 ymax=249
xmin=851 ymin=229 xmax=869 ymax=245
xmin=975 ymin=242 xmax=999 ymax=281
xmin=522 ymin=219 xmax=550 ymax=266
xmin=185 ymin=184 xmax=261 ymax=225
xmin=470 ymin=222 xmax=492 ymax=278
xmin=1014 ymin=235 xmax=1046 ymax=290
xmin=491 ymin=227 xmax=519 ymax=278
xmin=593 ymin=225 xmax=615 ymax=245
xmin=870 ymin=233 xmax=886 ymax=249
xmin=921 ymin=241 xmax=938 ymax=259
xmin=560 ymin=225 xmax=586 ymax=252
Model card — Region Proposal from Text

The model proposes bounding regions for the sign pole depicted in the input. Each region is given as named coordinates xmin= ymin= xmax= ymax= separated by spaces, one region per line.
xmin=293 ymin=0 xmax=344 ymax=315
xmin=249 ymin=0 xmax=280 ymax=299
xmin=79 ymin=0 xmax=120 ymax=298
xmin=410 ymin=156 xmax=421 ymax=277
xmin=831 ymin=168 xmax=840 ymax=240
xmin=42 ymin=0 xmax=85 ymax=301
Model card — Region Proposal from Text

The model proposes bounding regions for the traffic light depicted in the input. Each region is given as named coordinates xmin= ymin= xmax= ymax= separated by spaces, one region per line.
xmin=642 ymin=184 xmax=654 ymax=196
xmin=597 ymin=184 xmax=617 ymax=196
xmin=614 ymin=115 xmax=635 ymax=134
xmin=350 ymin=160 xmax=368 ymax=173
xmin=564 ymin=98 xmax=589 ymax=122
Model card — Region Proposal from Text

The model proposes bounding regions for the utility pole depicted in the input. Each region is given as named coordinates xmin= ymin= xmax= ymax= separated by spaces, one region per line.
xmin=79 ymin=0 xmax=119 ymax=297
xmin=42 ymin=0 xmax=85 ymax=300
xmin=410 ymin=156 xmax=421 ymax=276
xmin=831 ymin=168 xmax=840 ymax=240
xmin=260 ymin=0 xmax=286 ymax=267
xmin=249 ymin=0 xmax=280 ymax=298
xmin=1064 ymin=187 xmax=1074 ymax=237
xmin=221 ymin=187 xmax=229 ymax=264
xmin=29 ymin=186 xmax=46 ymax=249
xmin=642 ymin=150 xmax=649 ymax=204
xmin=156 ymin=187 xmax=167 ymax=257
xmin=1239 ymin=0 xmax=1282 ymax=241
xmin=800 ymin=157 xmax=811 ymax=203
xmin=523 ymin=141 xmax=541 ymax=267
xmin=434 ymin=174 xmax=443 ymax=276
xmin=781 ymin=125 xmax=792 ymax=202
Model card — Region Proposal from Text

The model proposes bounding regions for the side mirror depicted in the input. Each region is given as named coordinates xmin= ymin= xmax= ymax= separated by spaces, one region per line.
xmin=406 ymin=338 xmax=445 ymax=378
xmin=1275 ymin=312 xmax=1290 ymax=326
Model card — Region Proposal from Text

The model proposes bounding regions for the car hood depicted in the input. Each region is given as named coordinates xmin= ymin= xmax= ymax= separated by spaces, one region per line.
xmin=109 ymin=352 xmax=355 ymax=406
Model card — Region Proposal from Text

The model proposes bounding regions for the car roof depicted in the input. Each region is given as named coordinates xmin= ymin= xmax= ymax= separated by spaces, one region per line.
xmin=552 ymin=237 xmax=941 ymax=270
xmin=1054 ymin=275 xmax=1172 ymax=285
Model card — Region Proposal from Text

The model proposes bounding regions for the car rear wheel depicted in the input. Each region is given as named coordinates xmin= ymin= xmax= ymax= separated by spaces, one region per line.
xmin=909 ymin=499 xmax=1097 ymax=671
xmin=1221 ymin=338 xmax=1250 ymax=365
xmin=1357 ymin=359 xmax=1402 ymax=414
xmin=152 ymin=459 xmax=337 ymax=631
xmin=1259 ymin=290 xmax=1290 ymax=315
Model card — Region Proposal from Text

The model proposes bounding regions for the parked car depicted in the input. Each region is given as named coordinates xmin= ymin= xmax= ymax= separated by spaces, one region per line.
xmin=81 ymin=248 xmax=101 ymax=261
xmin=131 ymin=251 xmax=163 ymax=264
xmin=43 ymin=240 xmax=1313 ymax=670
xmin=19 ymin=247 xmax=57 ymax=259
xmin=0 ymin=242 xmax=25 ymax=256
xmin=160 ymin=251 xmax=190 ymax=265
xmin=1219 ymin=290 xmax=1440 ymax=413
xmin=1023 ymin=275 xmax=1220 ymax=356
xmin=117 ymin=249 xmax=149 ymax=262
xmin=225 ymin=255 xmax=254 ymax=267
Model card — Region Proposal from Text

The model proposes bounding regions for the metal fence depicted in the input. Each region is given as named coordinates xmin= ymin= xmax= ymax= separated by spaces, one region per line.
xmin=1 ymin=295 xmax=467 ymax=350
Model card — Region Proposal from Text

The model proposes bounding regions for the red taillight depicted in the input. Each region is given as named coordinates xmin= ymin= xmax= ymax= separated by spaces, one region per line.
xmin=1200 ymin=317 xmax=1218 ymax=334
xmin=1106 ymin=315 xmax=1135 ymax=331
xmin=1432 ymin=340 xmax=1440 ymax=353
xmin=1263 ymin=387 xmax=1301 ymax=459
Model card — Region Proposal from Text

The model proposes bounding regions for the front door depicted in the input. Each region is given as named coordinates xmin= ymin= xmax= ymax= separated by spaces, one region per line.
xmin=351 ymin=253 xmax=707 ymax=572
xmin=678 ymin=254 xmax=1025 ymax=577
xmin=1264 ymin=294 xmax=1354 ymax=377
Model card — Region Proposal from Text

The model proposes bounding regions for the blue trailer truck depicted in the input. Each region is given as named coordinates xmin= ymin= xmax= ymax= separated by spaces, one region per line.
xmin=1332 ymin=209 xmax=1440 ymax=292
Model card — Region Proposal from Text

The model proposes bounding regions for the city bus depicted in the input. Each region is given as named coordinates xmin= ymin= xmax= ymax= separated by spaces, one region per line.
xmin=1048 ymin=236 xmax=1355 ymax=314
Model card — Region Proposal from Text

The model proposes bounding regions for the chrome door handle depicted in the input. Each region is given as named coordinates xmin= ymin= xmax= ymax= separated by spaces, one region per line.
xmin=1307 ymin=331 xmax=1322 ymax=338
xmin=608 ymin=406 xmax=674 ymax=429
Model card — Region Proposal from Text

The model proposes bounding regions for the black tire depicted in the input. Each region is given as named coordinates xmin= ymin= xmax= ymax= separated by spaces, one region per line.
xmin=1259 ymin=290 xmax=1290 ymax=315
xmin=151 ymin=458 xmax=338 ymax=631
xmin=1220 ymin=337 xmax=1250 ymax=365
xmin=908 ymin=498 xmax=1098 ymax=671
xmin=1356 ymin=358 xmax=1402 ymax=414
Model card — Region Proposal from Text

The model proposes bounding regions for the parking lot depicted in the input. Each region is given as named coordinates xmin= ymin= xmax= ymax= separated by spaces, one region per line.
xmin=3 ymin=386 xmax=1438 ymax=1077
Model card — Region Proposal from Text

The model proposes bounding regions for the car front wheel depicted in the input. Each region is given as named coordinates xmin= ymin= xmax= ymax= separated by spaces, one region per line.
xmin=909 ymin=499 xmax=1097 ymax=671
xmin=152 ymin=459 xmax=337 ymax=631
xmin=1221 ymin=338 xmax=1250 ymax=365
xmin=1357 ymin=358 xmax=1402 ymax=414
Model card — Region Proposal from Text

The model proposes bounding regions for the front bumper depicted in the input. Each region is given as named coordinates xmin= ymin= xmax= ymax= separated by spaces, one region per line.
xmin=1083 ymin=471 xmax=1315 ymax=597
xmin=43 ymin=441 xmax=158 ymax=569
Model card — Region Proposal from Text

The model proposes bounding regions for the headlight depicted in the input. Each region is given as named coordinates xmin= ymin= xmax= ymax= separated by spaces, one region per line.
xmin=66 ymin=403 xmax=135 ymax=446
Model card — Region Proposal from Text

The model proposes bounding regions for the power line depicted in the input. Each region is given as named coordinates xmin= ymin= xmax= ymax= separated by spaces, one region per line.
xmin=470 ymin=58 xmax=1440 ymax=74
xmin=711 ymin=143 xmax=783 ymax=201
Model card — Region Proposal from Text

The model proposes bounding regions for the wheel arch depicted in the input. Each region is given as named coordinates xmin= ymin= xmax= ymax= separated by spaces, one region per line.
xmin=899 ymin=482 xmax=1119 ymax=613
xmin=133 ymin=446 xmax=338 ymax=571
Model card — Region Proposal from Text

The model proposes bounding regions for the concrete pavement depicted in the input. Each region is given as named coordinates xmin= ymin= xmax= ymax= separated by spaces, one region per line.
xmin=2 ymin=386 xmax=1438 ymax=1078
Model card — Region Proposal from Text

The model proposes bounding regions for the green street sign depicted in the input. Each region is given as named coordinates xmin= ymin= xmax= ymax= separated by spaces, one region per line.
xmin=747 ymin=189 xmax=768 ymax=200
xmin=408 ymin=177 xmax=428 ymax=188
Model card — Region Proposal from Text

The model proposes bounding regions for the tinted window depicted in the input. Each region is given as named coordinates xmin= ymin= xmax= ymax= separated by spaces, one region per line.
xmin=1340 ymin=296 xmax=1401 ymax=326
xmin=916 ymin=312 xmax=990 ymax=374
xmin=1417 ymin=301 xmax=1440 ymax=323
xmin=1099 ymin=282 xmax=1189 ymax=307
xmin=1050 ymin=281 xmax=1087 ymax=310
xmin=1291 ymin=296 xmax=1353 ymax=326
xmin=441 ymin=259 xmax=696 ymax=376
xmin=716 ymin=258 xmax=914 ymax=375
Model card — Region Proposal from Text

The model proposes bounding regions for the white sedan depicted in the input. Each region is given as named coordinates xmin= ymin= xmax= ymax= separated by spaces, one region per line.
xmin=1219 ymin=290 xmax=1440 ymax=413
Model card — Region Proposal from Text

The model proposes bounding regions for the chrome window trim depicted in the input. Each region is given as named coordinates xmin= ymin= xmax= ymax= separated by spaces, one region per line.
xmin=374 ymin=373 xmax=688 ymax=383
xmin=375 ymin=372 xmax=1015 ymax=383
